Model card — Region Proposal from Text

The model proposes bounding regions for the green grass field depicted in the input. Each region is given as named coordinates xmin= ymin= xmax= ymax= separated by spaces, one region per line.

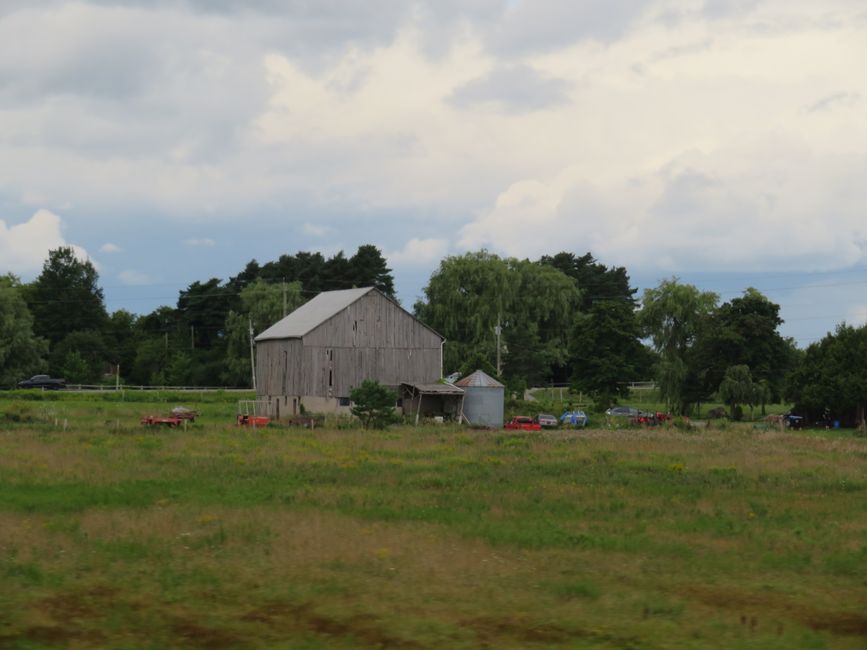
xmin=1 ymin=392 xmax=866 ymax=649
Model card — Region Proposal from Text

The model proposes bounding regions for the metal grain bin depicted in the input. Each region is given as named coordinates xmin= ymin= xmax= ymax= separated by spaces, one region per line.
xmin=455 ymin=370 xmax=504 ymax=428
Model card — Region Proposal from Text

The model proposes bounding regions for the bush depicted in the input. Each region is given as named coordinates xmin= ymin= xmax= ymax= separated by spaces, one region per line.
xmin=350 ymin=380 xmax=397 ymax=429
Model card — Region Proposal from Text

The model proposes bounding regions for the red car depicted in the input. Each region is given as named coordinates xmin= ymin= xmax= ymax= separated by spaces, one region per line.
xmin=504 ymin=416 xmax=542 ymax=431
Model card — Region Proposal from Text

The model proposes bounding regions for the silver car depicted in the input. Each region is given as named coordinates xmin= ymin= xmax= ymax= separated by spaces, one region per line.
xmin=605 ymin=406 xmax=640 ymax=418
xmin=534 ymin=413 xmax=559 ymax=428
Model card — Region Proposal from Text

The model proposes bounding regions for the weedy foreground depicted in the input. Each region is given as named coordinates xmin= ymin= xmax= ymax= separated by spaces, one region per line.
xmin=1 ymin=395 xmax=866 ymax=649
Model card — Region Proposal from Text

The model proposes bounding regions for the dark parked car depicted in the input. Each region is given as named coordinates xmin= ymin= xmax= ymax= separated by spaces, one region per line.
xmin=17 ymin=374 xmax=66 ymax=390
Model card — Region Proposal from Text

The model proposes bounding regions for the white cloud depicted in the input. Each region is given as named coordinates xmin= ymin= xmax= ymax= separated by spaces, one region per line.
xmin=0 ymin=0 xmax=865 ymax=288
xmin=459 ymin=137 xmax=867 ymax=273
xmin=100 ymin=242 xmax=121 ymax=253
xmin=302 ymin=222 xmax=335 ymax=237
xmin=184 ymin=238 xmax=216 ymax=247
xmin=0 ymin=209 xmax=88 ymax=276
xmin=118 ymin=269 xmax=152 ymax=285
xmin=387 ymin=237 xmax=450 ymax=267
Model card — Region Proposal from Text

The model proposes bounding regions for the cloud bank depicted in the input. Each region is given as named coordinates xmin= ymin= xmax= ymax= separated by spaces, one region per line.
xmin=0 ymin=0 xmax=865 ymax=285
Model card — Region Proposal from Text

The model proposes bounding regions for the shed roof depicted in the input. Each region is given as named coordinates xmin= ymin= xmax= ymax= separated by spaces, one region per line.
xmin=401 ymin=382 xmax=465 ymax=396
xmin=455 ymin=370 xmax=504 ymax=388
xmin=255 ymin=287 xmax=373 ymax=341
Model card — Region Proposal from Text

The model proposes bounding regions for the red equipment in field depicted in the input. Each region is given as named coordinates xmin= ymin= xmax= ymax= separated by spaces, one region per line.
xmin=237 ymin=414 xmax=271 ymax=427
xmin=140 ymin=415 xmax=183 ymax=427
xmin=236 ymin=400 xmax=271 ymax=427
xmin=140 ymin=406 xmax=199 ymax=428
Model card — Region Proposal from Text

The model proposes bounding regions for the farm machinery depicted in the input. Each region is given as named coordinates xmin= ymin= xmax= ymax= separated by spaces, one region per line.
xmin=140 ymin=406 xmax=199 ymax=428
xmin=236 ymin=400 xmax=271 ymax=427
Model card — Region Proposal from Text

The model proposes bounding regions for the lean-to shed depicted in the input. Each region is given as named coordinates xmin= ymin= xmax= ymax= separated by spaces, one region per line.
xmin=455 ymin=370 xmax=504 ymax=428
xmin=254 ymin=287 xmax=444 ymax=418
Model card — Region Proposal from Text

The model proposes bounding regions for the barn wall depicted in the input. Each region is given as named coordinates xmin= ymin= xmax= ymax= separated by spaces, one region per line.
xmin=256 ymin=338 xmax=304 ymax=396
xmin=302 ymin=291 xmax=441 ymax=397
xmin=301 ymin=346 xmax=441 ymax=398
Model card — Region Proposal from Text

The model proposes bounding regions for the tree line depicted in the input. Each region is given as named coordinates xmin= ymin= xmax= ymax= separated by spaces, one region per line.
xmin=2 ymin=246 xmax=864 ymax=425
xmin=1 ymin=245 xmax=393 ymax=388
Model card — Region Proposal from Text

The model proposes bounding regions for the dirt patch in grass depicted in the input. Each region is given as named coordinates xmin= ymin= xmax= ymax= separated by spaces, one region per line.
xmin=799 ymin=611 xmax=867 ymax=637
xmin=241 ymin=601 xmax=426 ymax=649
xmin=15 ymin=625 xmax=107 ymax=647
xmin=170 ymin=617 xmax=244 ymax=649
xmin=684 ymin=585 xmax=867 ymax=637
xmin=37 ymin=585 xmax=119 ymax=621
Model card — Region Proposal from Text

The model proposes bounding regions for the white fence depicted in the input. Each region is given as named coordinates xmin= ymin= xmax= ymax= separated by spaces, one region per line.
xmin=62 ymin=385 xmax=252 ymax=392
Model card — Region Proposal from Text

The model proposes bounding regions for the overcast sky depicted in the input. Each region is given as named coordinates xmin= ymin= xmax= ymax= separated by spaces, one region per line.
xmin=1 ymin=0 xmax=866 ymax=345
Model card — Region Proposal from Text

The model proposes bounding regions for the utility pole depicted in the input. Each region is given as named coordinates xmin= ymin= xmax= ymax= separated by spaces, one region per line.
xmin=249 ymin=317 xmax=257 ymax=391
xmin=282 ymin=278 xmax=287 ymax=317
xmin=190 ymin=325 xmax=195 ymax=350
xmin=115 ymin=364 xmax=120 ymax=390
xmin=494 ymin=315 xmax=502 ymax=377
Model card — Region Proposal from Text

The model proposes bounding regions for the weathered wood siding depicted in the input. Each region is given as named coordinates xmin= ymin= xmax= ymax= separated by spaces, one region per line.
xmin=256 ymin=290 xmax=442 ymax=399
xmin=303 ymin=290 xmax=442 ymax=350
xmin=301 ymin=345 xmax=441 ymax=397
xmin=256 ymin=338 xmax=303 ymax=397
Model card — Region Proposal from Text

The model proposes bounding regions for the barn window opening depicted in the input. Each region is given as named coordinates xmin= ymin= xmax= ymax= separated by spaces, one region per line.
xmin=338 ymin=397 xmax=351 ymax=407
xmin=328 ymin=369 xmax=333 ymax=387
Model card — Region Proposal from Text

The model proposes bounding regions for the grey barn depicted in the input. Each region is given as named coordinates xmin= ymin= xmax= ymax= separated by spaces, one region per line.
xmin=254 ymin=287 xmax=444 ymax=418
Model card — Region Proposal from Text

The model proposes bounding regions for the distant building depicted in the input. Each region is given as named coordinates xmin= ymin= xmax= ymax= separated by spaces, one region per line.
xmin=255 ymin=287 xmax=444 ymax=418
xmin=455 ymin=370 xmax=504 ymax=428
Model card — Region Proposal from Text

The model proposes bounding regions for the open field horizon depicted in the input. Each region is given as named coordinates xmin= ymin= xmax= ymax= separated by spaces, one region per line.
xmin=1 ymin=394 xmax=866 ymax=648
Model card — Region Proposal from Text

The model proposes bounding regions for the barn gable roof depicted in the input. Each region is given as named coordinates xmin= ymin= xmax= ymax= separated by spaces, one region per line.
xmin=255 ymin=287 xmax=444 ymax=342
xmin=255 ymin=287 xmax=372 ymax=341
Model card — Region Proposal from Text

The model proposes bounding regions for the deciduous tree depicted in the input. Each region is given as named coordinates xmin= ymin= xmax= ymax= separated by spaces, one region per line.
xmin=26 ymin=247 xmax=108 ymax=345
xmin=0 ymin=274 xmax=47 ymax=386
xmin=786 ymin=323 xmax=867 ymax=427
xmin=570 ymin=299 xmax=652 ymax=406
xmin=639 ymin=278 xmax=718 ymax=414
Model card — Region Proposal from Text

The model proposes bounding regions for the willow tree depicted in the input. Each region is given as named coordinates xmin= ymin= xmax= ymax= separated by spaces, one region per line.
xmin=414 ymin=251 xmax=579 ymax=385
xmin=639 ymin=278 xmax=718 ymax=414
xmin=718 ymin=365 xmax=756 ymax=420
xmin=414 ymin=251 xmax=514 ymax=376
xmin=502 ymin=259 xmax=580 ymax=388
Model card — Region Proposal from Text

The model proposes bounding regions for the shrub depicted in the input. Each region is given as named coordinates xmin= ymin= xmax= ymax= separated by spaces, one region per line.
xmin=350 ymin=380 xmax=397 ymax=429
